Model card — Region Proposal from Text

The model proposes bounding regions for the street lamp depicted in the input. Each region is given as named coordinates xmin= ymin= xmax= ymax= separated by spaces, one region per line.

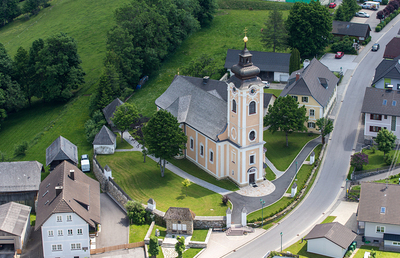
xmin=260 ymin=199 xmax=265 ymax=227
xmin=295 ymin=161 xmax=298 ymax=180
xmin=280 ymin=232 xmax=283 ymax=252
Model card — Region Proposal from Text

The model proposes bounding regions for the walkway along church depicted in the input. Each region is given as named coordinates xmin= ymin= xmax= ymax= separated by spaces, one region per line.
xmin=155 ymin=37 xmax=266 ymax=187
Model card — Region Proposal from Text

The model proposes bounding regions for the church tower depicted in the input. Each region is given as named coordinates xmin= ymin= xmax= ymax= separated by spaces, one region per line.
xmin=226 ymin=35 xmax=265 ymax=185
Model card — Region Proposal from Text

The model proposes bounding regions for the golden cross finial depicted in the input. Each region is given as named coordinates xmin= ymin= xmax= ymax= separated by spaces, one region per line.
xmin=244 ymin=27 xmax=248 ymax=37
xmin=243 ymin=27 xmax=248 ymax=43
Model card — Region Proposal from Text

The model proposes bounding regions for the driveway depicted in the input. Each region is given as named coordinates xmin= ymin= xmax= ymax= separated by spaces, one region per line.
xmin=96 ymin=193 xmax=129 ymax=248
xmin=20 ymin=228 xmax=43 ymax=258
xmin=320 ymin=53 xmax=358 ymax=73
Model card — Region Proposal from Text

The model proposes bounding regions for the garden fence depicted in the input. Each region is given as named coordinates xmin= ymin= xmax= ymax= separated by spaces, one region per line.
xmin=90 ymin=241 xmax=144 ymax=254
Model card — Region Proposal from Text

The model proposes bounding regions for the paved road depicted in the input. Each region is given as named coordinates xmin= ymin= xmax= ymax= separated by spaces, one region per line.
xmin=97 ymin=193 xmax=129 ymax=248
xmin=226 ymin=13 xmax=400 ymax=258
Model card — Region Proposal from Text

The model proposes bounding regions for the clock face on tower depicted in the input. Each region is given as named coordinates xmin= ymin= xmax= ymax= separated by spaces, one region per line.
xmin=232 ymin=87 xmax=237 ymax=94
xmin=249 ymin=87 xmax=256 ymax=96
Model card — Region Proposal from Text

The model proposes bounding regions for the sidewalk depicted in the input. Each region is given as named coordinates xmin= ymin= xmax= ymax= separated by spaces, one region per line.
xmin=265 ymin=157 xmax=284 ymax=178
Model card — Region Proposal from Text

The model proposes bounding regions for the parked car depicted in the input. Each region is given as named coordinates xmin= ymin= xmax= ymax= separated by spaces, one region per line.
xmin=335 ymin=52 xmax=344 ymax=59
xmin=81 ymin=154 xmax=90 ymax=172
xmin=262 ymin=81 xmax=270 ymax=88
xmin=372 ymin=43 xmax=380 ymax=51
xmin=355 ymin=11 xmax=370 ymax=17
xmin=328 ymin=2 xmax=336 ymax=8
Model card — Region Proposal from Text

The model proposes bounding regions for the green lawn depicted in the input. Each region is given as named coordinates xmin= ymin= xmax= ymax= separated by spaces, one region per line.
xmin=351 ymin=148 xmax=399 ymax=172
xmin=283 ymin=240 xmax=332 ymax=258
xmin=321 ymin=216 xmax=336 ymax=224
xmin=129 ymin=223 xmax=150 ymax=243
xmin=265 ymin=166 xmax=276 ymax=181
xmin=116 ymin=135 xmax=133 ymax=149
xmin=264 ymin=88 xmax=283 ymax=97
xmin=183 ymin=248 xmax=203 ymax=258
xmin=168 ymin=158 xmax=239 ymax=191
xmin=247 ymin=197 xmax=292 ymax=222
xmin=191 ymin=229 xmax=209 ymax=242
xmin=151 ymin=224 xmax=167 ymax=240
xmin=30 ymin=214 xmax=36 ymax=227
xmin=353 ymin=246 xmax=400 ymax=258
xmin=96 ymin=152 xmax=228 ymax=215
xmin=127 ymin=9 xmax=290 ymax=117
xmin=264 ymin=131 xmax=318 ymax=171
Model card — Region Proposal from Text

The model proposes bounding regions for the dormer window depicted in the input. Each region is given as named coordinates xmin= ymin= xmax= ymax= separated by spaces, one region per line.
xmin=381 ymin=207 xmax=386 ymax=214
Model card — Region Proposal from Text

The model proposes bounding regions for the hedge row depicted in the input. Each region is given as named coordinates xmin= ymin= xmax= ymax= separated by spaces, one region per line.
xmin=217 ymin=0 xmax=293 ymax=10
xmin=375 ymin=10 xmax=399 ymax=32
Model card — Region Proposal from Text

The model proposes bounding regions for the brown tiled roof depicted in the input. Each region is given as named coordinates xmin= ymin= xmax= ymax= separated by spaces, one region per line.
xmin=384 ymin=37 xmax=400 ymax=59
xmin=305 ymin=222 xmax=356 ymax=249
xmin=358 ymin=182 xmax=400 ymax=225
xmin=35 ymin=161 xmax=100 ymax=230
xmin=164 ymin=207 xmax=195 ymax=221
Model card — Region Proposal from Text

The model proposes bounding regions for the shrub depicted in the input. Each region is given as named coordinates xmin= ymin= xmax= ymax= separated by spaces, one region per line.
xmin=14 ymin=141 xmax=28 ymax=156
xmin=382 ymin=0 xmax=388 ymax=5
xmin=362 ymin=36 xmax=371 ymax=45
xmin=222 ymin=195 xmax=229 ymax=205
xmin=385 ymin=153 xmax=395 ymax=165
xmin=375 ymin=25 xmax=382 ymax=32
xmin=125 ymin=201 xmax=150 ymax=225
xmin=217 ymin=0 xmax=293 ymax=10
xmin=350 ymin=152 xmax=369 ymax=171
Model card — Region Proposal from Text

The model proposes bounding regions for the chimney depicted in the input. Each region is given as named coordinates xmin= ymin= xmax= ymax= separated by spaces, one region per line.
xmin=203 ymin=76 xmax=209 ymax=85
xmin=303 ymin=59 xmax=310 ymax=69
xmin=70 ymin=169 xmax=75 ymax=180
xmin=55 ymin=186 xmax=63 ymax=197
xmin=296 ymin=73 xmax=300 ymax=81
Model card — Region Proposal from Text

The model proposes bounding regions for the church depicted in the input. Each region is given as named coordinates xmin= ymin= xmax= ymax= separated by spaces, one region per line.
xmin=155 ymin=37 xmax=265 ymax=187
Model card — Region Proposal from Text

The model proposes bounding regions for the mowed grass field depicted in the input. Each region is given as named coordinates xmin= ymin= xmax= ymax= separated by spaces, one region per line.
xmin=96 ymin=152 xmax=228 ymax=215
xmin=128 ymin=9 xmax=290 ymax=117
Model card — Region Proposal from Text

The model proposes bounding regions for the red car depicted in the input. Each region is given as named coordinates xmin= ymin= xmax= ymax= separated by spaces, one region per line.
xmin=335 ymin=52 xmax=344 ymax=59
xmin=328 ymin=2 xmax=336 ymax=8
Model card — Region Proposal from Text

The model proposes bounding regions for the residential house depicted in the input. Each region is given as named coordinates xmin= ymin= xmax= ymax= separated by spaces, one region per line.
xmin=164 ymin=207 xmax=195 ymax=235
xmin=357 ymin=182 xmax=400 ymax=249
xmin=0 ymin=161 xmax=44 ymax=211
xmin=46 ymin=136 xmax=78 ymax=171
xmin=383 ymin=37 xmax=400 ymax=59
xmin=280 ymin=58 xmax=338 ymax=133
xmin=371 ymin=56 xmax=400 ymax=90
xmin=224 ymin=49 xmax=291 ymax=82
xmin=0 ymin=202 xmax=31 ymax=256
xmin=332 ymin=21 xmax=371 ymax=42
xmin=93 ymin=125 xmax=117 ymax=154
xmin=305 ymin=222 xmax=356 ymax=258
xmin=35 ymin=161 xmax=100 ymax=258
xmin=361 ymin=87 xmax=400 ymax=141
xmin=156 ymin=39 xmax=266 ymax=186
xmin=263 ymin=93 xmax=277 ymax=117
xmin=102 ymin=98 xmax=124 ymax=129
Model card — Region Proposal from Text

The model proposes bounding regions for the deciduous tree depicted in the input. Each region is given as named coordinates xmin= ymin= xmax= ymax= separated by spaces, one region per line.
xmin=130 ymin=115 xmax=150 ymax=163
xmin=111 ymin=103 xmax=139 ymax=142
xmin=143 ymin=110 xmax=187 ymax=177
xmin=84 ymin=110 xmax=106 ymax=143
xmin=181 ymin=54 xmax=224 ymax=79
xmin=376 ymin=128 xmax=397 ymax=158
xmin=149 ymin=236 xmax=159 ymax=258
xmin=261 ymin=7 xmax=287 ymax=52
xmin=125 ymin=200 xmax=147 ymax=225
xmin=14 ymin=47 xmax=32 ymax=105
xmin=195 ymin=0 xmax=218 ymax=27
xmin=182 ymin=179 xmax=192 ymax=196
xmin=350 ymin=152 xmax=368 ymax=171
xmin=175 ymin=236 xmax=185 ymax=257
xmin=264 ymin=95 xmax=308 ymax=147
xmin=316 ymin=117 xmax=333 ymax=145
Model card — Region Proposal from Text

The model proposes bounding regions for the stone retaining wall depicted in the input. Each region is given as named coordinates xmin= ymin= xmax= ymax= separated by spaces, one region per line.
xmin=188 ymin=228 xmax=212 ymax=248
xmin=194 ymin=216 xmax=226 ymax=229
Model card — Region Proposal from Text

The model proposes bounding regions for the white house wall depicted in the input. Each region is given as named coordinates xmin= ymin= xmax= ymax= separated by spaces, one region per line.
xmin=364 ymin=222 xmax=400 ymax=243
xmin=324 ymin=86 xmax=337 ymax=117
xmin=307 ymin=238 xmax=346 ymax=258
xmin=374 ymin=78 xmax=400 ymax=89
xmin=41 ymin=213 xmax=90 ymax=258
xmin=274 ymin=72 xmax=289 ymax=82
xmin=94 ymin=144 xmax=115 ymax=155
xmin=364 ymin=113 xmax=400 ymax=139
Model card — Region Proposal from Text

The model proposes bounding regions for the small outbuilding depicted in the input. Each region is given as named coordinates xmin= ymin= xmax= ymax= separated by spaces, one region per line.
xmin=305 ymin=222 xmax=357 ymax=258
xmin=46 ymin=136 xmax=78 ymax=170
xmin=102 ymin=98 xmax=124 ymax=129
xmin=0 ymin=202 xmax=31 ymax=255
xmin=93 ymin=125 xmax=117 ymax=154
xmin=164 ymin=207 xmax=195 ymax=235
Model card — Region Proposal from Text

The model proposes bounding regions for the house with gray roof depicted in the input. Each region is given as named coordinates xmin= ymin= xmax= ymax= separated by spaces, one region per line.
xmin=0 ymin=161 xmax=44 ymax=211
xmin=164 ymin=207 xmax=195 ymax=235
xmin=383 ymin=37 xmax=400 ymax=59
xmin=0 ymin=202 xmax=31 ymax=255
xmin=46 ymin=136 xmax=78 ymax=170
xmin=224 ymin=49 xmax=291 ymax=82
xmin=357 ymin=182 xmax=400 ymax=249
xmin=155 ymin=39 xmax=267 ymax=187
xmin=93 ymin=125 xmax=117 ymax=154
xmin=305 ymin=222 xmax=356 ymax=258
xmin=332 ymin=20 xmax=371 ymax=42
xmin=263 ymin=93 xmax=277 ymax=117
xmin=280 ymin=58 xmax=338 ymax=133
xmin=361 ymin=87 xmax=400 ymax=142
xmin=35 ymin=161 xmax=100 ymax=258
xmin=102 ymin=98 xmax=124 ymax=129
xmin=371 ymin=56 xmax=400 ymax=90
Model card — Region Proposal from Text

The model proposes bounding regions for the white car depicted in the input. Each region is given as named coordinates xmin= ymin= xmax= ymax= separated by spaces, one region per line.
xmin=81 ymin=154 xmax=90 ymax=172
xmin=355 ymin=11 xmax=370 ymax=18
xmin=262 ymin=81 xmax=270 ymax=88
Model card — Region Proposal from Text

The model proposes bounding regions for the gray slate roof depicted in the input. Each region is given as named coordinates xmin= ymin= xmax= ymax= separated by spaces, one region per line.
xmin=372 ymin=57 xmax=400 ymax=85
xmin=155 ymin=75 xmax=228 ymax=141
xmin=304 ymin=222 xmax=356 ymax=249
xmin=264 ymin=93 xmax=276 ymax=109
xmin=35 ymin=161 xmax=101 ymax=230
xmin=361 ymin=88 xmax=400 ymax=117
xmin=164 ymin=207 xmax=195 ymax=221
xmin=102 ymin=98 xmax=124 ymax=126
xmin=358 ymin=182 xmax=400 ymax=225
xmin=332 ymin=20 xmax=371 ymax=38
xmin=0 ymin=161 xmax=43 ymax=192
xmin=224 ymin=49 xmax=290 ymax=73
xmin=0 ymin=202 xmax=31 ymax=236
xmin=46 ymin=136 xmax=78 ymax=166
xmin=93 ymin=125 xmax=117 ymax=145
xmin=280 ymin=58 xmax=338 ymax=108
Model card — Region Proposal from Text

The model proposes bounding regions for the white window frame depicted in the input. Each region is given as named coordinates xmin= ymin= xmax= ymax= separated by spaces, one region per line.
xmin=376 ymin=226 xmax=385 ymax=233
xmin=209 ymin=150 xmax=214 ymax=163
xmin=249 ymin=130 xmax=256 ymax=142
xmin=232 ymin=170 xmax=234 ymax=175
xmin=309 ymin=109 xmax=315 ymax=117
xmin=249 ymin=101 xmax=256 ymax=115
xmin=57 ymin=244 xmax=62 ymax=251
xmin=57 ymin=229 xmax=63 ymax=236
xmin=76 ymin=243 xmax=81 ymax=250
xmin=68 ymin=229 xmax=73 ymax=236
xmin=77 ymin=228 xmax=83 ymax=235
xmin=52 ymin=245 xmax=57 ymax=251
xmin=71 ymin=243 xmax=76 ymax=250
xmin=393 ymin=242 xmax=400 ymax=246
xmin=302 ymin=96 xmax=308 ymax=103
xmin=292 ymin=95 xmax=298 ymax=102
xmin=200 ymin=144 xmax=204 ymax=157
xmin=56 ymin=215 xmax=62 ymax=222
xmin=48 ymin=230 xmax=54 ymax=237
xmin=250 ymin=155 xmax=255 ymax=165
xmin=67 ymin=215 xmax=72 ymax=221
xmin=308 ymin=122 xmax=316 ymax=128
xmin=190 ymin=137 xmax=194 ymax=151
